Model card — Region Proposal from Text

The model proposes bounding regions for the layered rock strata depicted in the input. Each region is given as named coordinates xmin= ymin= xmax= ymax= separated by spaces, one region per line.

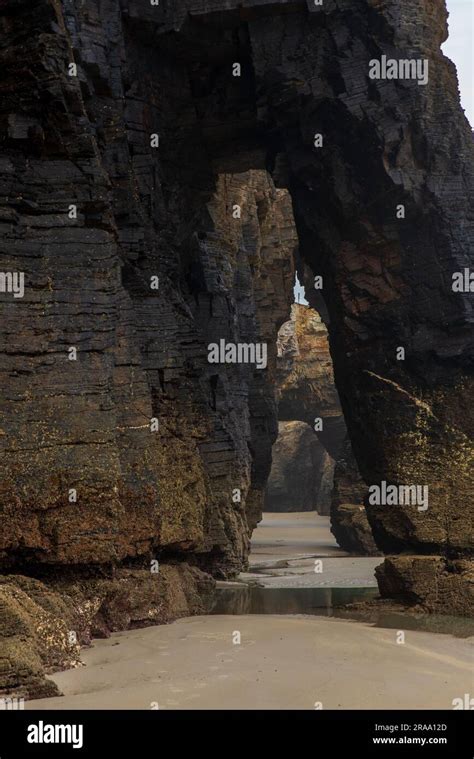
xmin=0 ymin=0 xmax=299 ymax=692
xmin=0 ymin=1 xmax=472 ymax=703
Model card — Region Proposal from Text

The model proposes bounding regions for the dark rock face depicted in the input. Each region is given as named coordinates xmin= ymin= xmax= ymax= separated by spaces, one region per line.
xmin=0 ymin=0 xmax=299 ymax=692
xmin=0 ymin=140 xmax=295 ymax=574
xmin=331 ymin=436 xmax=381 ymax=556
xmin=264 ymin=420 xmax=332 ymax=513
xmin=0 ymin=0 xmax=472 ymax=700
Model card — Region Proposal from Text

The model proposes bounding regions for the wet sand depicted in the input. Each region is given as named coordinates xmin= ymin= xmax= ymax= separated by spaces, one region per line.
xmin=244 ymin=512 xmax=381 ymax=587
xmin=27 ymin=513 xmax=474 ymax=710
xmin=27 ymin=614 xmax=473 ymax=710
xmin=249 ymin=512 xmax=347 ymax=562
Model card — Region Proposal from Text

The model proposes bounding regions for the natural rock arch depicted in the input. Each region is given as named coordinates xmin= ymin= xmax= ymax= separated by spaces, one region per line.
xmin=162 ymin=0 xmax=474 ymax=603
xmin=0 ymin=0 xmax=472 ymax=612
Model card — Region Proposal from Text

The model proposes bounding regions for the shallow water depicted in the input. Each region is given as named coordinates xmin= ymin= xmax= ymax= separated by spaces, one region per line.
xmin=366 ymin=610 xmax=474 ymax=639
xmin=211 ymin=584 xmax=474 ymax=638
xmin=211 ymin=584 xmax=378 ymax=615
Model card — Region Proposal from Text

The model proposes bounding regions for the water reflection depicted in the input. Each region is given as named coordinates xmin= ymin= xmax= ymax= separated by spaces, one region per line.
xmin=211 ymin=585 xmax=377 ymax=615
xmin=212 ymin=585 xmax=474 ymax=638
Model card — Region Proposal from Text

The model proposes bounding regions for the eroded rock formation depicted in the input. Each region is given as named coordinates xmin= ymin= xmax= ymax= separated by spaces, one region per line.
xmin=331 ymin=436 xmax=381 ymax=555
xmin=0 ymin=567 xmax=214 ymax=699
xmin=264 ymin=420 xmax=333 ymax=513
xmin=276 ymin=304 xmax=378 ymax=546
xmin=0 ymin=3 xmax=299 ymax=691
xmin=376 ymin=557 xmax=473 ymax=617
xmin=0 ymin=161 xmax=295 ymax=691
xmin=0 ymin=0 xmax=473 ymax=699
xmin=277 ymin=304 xmax=346 ymax=458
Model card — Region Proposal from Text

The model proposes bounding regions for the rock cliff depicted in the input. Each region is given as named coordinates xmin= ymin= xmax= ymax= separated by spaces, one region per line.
xmin=0 ymin=0 xmax=473 ymax=697
xmin=0 ymin=1 xmax=298 ymax=689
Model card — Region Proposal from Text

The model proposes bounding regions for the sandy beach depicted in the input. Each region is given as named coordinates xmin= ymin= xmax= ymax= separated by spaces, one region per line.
xmin=27 ymin=614 xmax=473 ymax=710
xmin=26 ymin=514 xmax=473 ymax=710
xmin=244 ymin=512 xmax=381 ymax=587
